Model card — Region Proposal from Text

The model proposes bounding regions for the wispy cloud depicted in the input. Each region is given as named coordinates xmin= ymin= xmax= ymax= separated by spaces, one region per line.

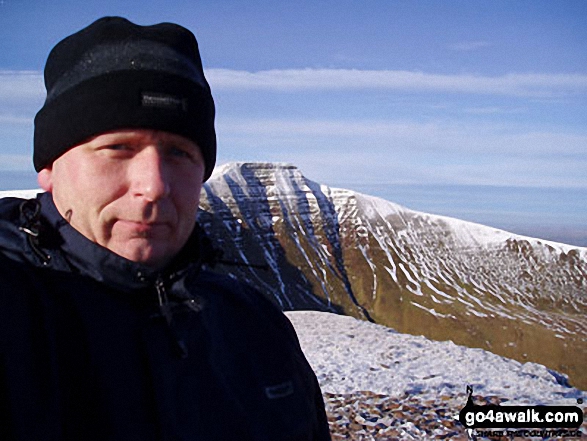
xmin=216 ymin=116 xmax=587 ymax=188
xmin=464 ymin=106 xmax=527 ymax=115
xmin=0 ymin=70 xmax=44 ymax=101
xmin=0 ymin=71 xmax=45 ymax=120
xmin=448 ymin=41 xmax=492 ymax=51
xmin=217 ymin=117 xmax=587 ymax=154
xmin=206 ymin=68 xmax=587 ymax=98
xmin=0 ymin=114 xmax=32 ymax=125
xmin=0 ymin=154 xmax=33 ymax=171
xmin=2 ymin=68 xmax=586 ymax=102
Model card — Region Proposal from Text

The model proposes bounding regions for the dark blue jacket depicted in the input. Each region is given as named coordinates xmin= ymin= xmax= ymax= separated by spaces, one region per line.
xmin=0 ymin=192 xmax=330 ymax=440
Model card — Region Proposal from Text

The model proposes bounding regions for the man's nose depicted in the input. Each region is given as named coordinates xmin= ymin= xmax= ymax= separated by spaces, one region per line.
xmin=129 ymin=147 xmax=171 ymax=201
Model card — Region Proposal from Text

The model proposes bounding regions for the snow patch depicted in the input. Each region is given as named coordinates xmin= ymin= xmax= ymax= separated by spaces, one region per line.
xmin=286 ymin=311 xmax=585 ymax=405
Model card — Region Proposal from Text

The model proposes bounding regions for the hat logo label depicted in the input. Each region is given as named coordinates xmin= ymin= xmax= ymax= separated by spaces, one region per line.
xmin=141 ymin=92 xmax=188 ymax=112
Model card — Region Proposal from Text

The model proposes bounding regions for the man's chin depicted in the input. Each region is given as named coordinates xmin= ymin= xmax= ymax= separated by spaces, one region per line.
xmin=112 ymin=241 xmax=175 ymax=270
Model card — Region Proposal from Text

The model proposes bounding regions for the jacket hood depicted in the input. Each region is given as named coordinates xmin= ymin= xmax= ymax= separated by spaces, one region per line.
xmin=0 ymin=192 xmax=218 ymax=292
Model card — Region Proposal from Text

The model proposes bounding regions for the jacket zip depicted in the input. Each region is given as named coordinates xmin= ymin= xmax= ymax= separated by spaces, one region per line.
xmin=155 ymin=275 xmax=189 ymax=359
xmin=19 ymin=199 xmax=51 ymax=265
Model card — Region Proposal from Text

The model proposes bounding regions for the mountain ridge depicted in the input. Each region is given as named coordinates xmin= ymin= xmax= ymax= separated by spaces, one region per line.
xmin=198 ymin=162 xmax=587 ymax=389
xmin=210 ymin=162 xmax=586 ymax=253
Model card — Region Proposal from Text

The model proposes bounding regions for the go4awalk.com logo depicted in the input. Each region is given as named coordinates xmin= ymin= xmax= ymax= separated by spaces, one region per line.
xmin=458 ymin=386 xmax=583 ymax=430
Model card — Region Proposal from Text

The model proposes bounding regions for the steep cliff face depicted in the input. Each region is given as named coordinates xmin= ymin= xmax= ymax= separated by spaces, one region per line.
xmin=198 ymin=162 xmax=587 ymax=389
xmin=198 ymin=162 xmax=363 ymax=316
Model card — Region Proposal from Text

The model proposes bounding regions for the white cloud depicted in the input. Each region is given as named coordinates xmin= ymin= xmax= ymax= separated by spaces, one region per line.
xmin=3 ymin=68 xmax=586 ymax=103
xmin=217 ymin=117 xmax=587 ymax=155
xmin=0 ymin=154 xmax=33 ymax=171
xmin=0 ymin=71 xmax=45 ymax=122
xmin=0 ymin=114 xmax=32 ymax=125
xmin=0 ymin=70 xmax=44 ymax=101
xmin=464 ymin=106 xmax=527 ymax=115
xmin=448 ymin=41 xmax=492 ymax=51
xmin=206 ymin=68 xmax=587 ymax=98
xmin=215 ymin=116 xmax=587 ymax=188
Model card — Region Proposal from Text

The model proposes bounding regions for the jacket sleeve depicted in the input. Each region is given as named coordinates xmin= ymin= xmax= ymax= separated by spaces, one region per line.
xmin=0 ymin=354 xmax=15 ymax=440
xmin=197 ymin=274 xmax=333 ymax=440
xmin=312 ymin=374 xmax=332 ymax=440
xmin=242 ymin=284 xmax=332 ymax=440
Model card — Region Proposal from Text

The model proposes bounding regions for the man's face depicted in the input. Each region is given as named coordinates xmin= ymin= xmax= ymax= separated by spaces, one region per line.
xmin=38 ymin=129 xmax=206 ymax=270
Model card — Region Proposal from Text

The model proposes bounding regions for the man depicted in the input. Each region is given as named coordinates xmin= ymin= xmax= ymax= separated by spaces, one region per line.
xmin=0 ymin=17 xmax=330 ymax=440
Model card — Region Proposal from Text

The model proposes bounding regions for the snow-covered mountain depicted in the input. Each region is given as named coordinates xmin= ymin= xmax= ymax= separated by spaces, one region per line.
xmin=198 ymin=162 xmax=587 ymax=390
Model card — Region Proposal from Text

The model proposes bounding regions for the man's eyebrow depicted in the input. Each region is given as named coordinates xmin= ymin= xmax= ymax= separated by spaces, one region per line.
xmin=158 ymin=136 xmax=197 ymax=148
xmin=95 ymin=134 xmax=138 ymax=143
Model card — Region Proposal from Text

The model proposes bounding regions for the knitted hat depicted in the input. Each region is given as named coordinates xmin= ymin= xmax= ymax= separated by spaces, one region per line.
xmin=33 ymin=16 xmax=216 ymax=181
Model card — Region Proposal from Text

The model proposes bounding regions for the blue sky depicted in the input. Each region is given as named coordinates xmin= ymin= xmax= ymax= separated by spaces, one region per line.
xmin=1 ymin=1 xmax=586 ymax=245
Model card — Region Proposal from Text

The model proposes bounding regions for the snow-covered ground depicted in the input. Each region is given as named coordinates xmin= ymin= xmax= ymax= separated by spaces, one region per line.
xmin=286 ymin=311 xmax=586 ymax=406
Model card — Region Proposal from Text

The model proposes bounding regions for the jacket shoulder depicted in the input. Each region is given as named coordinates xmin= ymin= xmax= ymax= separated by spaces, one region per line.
xmin=0 ymin=196 xmax=26 ymax=221
xmin=193 ymin=269 xmax=295 ymax=333
xmin=0 ymin=197 xmax=30 ymax=262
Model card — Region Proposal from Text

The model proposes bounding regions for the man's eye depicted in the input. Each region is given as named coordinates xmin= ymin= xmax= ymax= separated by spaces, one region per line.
xmin=107 ymin=144 xmax=130 ymax=151
xmin=169 ymin=146 xmax=191 ymax=159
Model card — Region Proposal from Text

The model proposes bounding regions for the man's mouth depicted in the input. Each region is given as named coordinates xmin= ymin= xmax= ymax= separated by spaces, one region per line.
xmin=117 ymin=220 xmax=170 ymax=237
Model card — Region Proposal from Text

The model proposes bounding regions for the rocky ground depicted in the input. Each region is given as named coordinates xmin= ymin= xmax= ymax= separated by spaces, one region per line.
xmin=323 ymin=390 xmax=586 ymax=440
xmin=324 ymin=390 xmax=469 ymax=440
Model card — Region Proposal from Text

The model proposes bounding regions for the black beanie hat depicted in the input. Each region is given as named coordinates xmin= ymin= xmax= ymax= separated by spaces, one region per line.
xmin=34 ymin=16 xmax=216 ymax=181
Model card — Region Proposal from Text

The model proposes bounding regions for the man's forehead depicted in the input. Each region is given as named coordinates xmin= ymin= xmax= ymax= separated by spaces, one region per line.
xmin=85 ymin=129 xmax=200 ymax=147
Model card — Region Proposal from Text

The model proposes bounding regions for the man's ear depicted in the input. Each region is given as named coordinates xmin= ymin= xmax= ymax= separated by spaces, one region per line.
xmin=37 ymin=168 xmax=53 ymax=192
